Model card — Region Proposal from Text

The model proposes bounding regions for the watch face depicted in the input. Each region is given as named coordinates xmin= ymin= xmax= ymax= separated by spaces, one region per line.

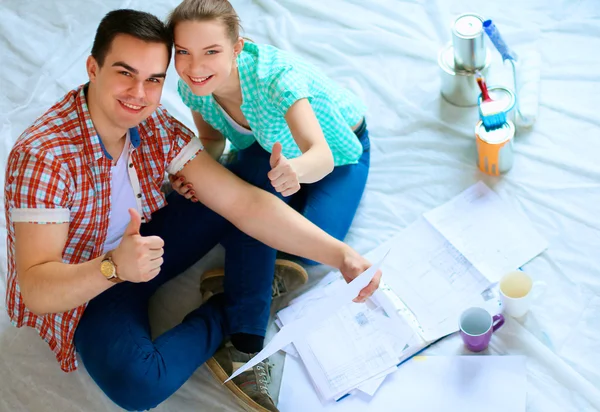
xmin=100 ymin=260 xmax=115 ymax=278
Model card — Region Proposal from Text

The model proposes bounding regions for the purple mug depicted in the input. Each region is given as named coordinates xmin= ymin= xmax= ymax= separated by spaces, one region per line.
xmin=459 ymin=307 xmax=504 ymax=352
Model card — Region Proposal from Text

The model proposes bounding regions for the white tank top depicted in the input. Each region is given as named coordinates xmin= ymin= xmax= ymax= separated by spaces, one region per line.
xmin=103 ymin=133 xmax=138 ymax=253
xmin=217 ymin=103 xmax=254 ymax=136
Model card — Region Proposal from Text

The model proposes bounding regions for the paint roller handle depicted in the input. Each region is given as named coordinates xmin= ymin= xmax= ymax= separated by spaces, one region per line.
xmin=483 ymin=20 xmax=518 ymax=62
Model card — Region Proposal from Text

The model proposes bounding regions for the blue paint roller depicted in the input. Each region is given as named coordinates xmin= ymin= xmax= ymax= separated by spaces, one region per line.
xmin=483 ymin=20 xmax=518 ymax=62
xmin=483 ymin=20 xmax=539 ymax=127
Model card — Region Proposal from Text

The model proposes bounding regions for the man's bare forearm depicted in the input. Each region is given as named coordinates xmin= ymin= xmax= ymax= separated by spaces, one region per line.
xmin=19 ymin=256 xmax=112 ymax=315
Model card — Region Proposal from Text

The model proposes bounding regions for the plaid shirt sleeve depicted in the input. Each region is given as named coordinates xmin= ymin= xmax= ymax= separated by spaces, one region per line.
xmin=157 ymin=107 xmax=204 ymax=175
xmin=6 ymin=147 xmax=71 ymax=224
xmin=266 ymin=66 xmax=314 ymax=116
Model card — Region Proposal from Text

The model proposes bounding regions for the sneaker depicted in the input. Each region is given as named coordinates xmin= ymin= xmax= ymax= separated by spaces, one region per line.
xmin=200 ymin=259 xmax=308 ymax=302
xmin=206 ymin=342 xmax=278 ymax=412
xmin=199 ymin=268 xmax=226 ymax=302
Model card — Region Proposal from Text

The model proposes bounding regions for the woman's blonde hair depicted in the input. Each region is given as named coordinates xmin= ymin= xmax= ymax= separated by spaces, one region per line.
xmin=167 ymin=0 xmax=242 ymax=43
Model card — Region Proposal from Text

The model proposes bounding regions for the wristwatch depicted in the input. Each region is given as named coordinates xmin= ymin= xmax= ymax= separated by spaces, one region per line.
xmin=100 ymin=251 xmax=122 ymax=283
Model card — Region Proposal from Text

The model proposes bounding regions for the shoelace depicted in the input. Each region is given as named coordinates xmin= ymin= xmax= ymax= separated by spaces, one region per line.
xmin=271 ymin=273 xmax=287 ymax=298
xmin=254 ymin=362 xmax=272 ymax=395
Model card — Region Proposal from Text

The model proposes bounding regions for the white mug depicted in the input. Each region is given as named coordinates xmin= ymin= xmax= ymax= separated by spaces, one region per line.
xmin=499 ymin=271 xmax=547 ymax=318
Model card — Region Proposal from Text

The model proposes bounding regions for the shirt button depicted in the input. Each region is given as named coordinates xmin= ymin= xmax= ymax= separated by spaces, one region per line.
xmin=129 ymin=163 xmax=134 ymax=168
xmin=137 ymin=193 xmax=142 ymax=198
xmin=141 ymin=217 xmax=146 ymax=222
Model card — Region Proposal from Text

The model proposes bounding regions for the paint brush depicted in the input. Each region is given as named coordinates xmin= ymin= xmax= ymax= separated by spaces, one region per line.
xmin=476 ymin=71 xmax=506 ymax=130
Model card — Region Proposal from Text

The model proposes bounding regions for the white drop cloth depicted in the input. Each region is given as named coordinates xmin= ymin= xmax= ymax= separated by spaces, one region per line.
xmin=1 ymin=0 xmax=599 ymax=411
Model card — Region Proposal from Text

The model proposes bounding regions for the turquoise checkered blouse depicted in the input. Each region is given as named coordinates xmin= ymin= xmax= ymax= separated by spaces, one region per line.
xmin=177 ymin=42 xmax=366 ymax=166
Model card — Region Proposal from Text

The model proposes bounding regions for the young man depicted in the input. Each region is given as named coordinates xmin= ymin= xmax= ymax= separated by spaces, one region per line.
xmin=4 ymin=9 xmax=380 ymax=412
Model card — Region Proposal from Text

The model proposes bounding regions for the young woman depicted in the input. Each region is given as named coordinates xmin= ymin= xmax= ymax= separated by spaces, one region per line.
xmin=166 ymin=1 xmax=372 ymax=410
xmin=167 ymin=0 xmax=371 ymax=263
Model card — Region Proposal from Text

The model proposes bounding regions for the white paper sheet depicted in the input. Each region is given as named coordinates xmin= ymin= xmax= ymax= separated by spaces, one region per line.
xmin=226 ymin=253 xmax=387 ymax=382
xmin=424 ymin=181 xmax=549 ymax=283
xmin=277 ymin=275 xmax=348 ymax=326
xmin=371 ymin=286 xmax=423 ymax=353
xmin=354 ymin=373 xmax=389 ymax=397
xmin=294 ymin=302 xmax=400 ymax=401
xmin=379 ymin=217 xmax=490 ymax=340
xmin=2 ymin=1 xmax=600 ymax=411
xmin=279 ymin=355 xmax=528 ymax=412
xmin=279 ymin=343 xmax=299 ymax=358
xmin=277 ymin=279 xmax=415 ymax=398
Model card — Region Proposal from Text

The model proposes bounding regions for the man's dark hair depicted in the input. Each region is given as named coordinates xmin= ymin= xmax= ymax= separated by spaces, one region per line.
xmin=91 ymin=9 xmax=173 ymax=67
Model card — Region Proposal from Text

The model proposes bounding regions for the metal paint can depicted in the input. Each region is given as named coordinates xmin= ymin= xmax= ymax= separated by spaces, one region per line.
xmin=475 ymin=120 xmax=515 ymax=175
xmin=439 ymin=43 xmax=491 ymax=107
xmin=478 ymin=86 xmax=516 ymax=123
xmin=452 ymin=13 xmax=486 ymax=71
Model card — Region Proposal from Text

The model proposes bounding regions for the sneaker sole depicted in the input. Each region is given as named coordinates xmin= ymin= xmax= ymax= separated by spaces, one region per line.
xmin=201 ymin=259 xmax=308 ymax=297
xmin=273 ymin=259 xmax=308 ymax=285
xmin=199 ymin=270 xmax=225 ymax=297
xmin=206 ymin=357 xmax=275 ymax=412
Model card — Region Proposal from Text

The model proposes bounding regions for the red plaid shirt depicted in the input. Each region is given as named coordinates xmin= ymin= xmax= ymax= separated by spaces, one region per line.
xmin=4 ymin=84 xmax=202 ymax=372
